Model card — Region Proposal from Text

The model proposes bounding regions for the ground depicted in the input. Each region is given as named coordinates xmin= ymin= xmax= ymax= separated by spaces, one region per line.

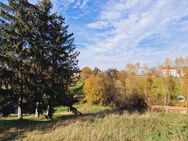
xmin=0 ymin=104 xmax=188 ymax=141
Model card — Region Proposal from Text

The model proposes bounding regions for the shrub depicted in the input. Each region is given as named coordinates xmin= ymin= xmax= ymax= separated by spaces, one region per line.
xmin=83 ymin=73 xmax=115 ymax=105
xmin=113 ymin=93 xmax=149 ymax=113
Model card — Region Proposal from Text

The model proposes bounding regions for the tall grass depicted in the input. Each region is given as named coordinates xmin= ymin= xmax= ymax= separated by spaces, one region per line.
xmin=16 ymin=113 xmax=188 ymax=141
xmin=1 ymin=104 xmax=187 ymax=141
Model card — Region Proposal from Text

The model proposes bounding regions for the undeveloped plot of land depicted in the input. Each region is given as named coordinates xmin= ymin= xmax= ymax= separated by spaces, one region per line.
xmin=1 ymin=111 xmax=188 ymax=141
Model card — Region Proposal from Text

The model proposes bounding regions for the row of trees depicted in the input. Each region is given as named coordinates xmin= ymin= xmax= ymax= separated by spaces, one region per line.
xmin=82 ymin=59 xmax=188 ymax=110
xmin=0 ymin=0 xmax=79 ymax=119
xmin=163 ymin=57 xmax=188 ymax=68
xmin=124 ymin=57 xmax=188 ymax=76
xmin=82 ymin=68 xmax=149 ymax=111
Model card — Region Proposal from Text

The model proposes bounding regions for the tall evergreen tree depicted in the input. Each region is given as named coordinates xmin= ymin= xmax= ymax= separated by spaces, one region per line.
xmin=35 ymin=0 xmax=79 ymax=118
xmin=0 ymin=0 xmax=79 ymax=119
xmin=0 ymin=0 xmax=37 ymax=119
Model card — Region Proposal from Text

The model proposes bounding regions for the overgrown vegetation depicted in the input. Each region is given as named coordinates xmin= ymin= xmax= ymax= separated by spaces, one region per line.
xmin=0 ymin=106 xmax=187 ymax=141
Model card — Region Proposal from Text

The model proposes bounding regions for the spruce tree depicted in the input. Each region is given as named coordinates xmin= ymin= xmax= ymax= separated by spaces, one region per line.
xmin=0 ymin=0 xmax=79 ymax=119
xmin=33 ymin=0 xmax=79 ymax=118
xmin=0 ymin=0 xmax=37 ymax=119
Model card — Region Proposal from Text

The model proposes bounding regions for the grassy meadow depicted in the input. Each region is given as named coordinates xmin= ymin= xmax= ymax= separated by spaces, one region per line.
xmin=0 ymin=104 xmax=188 ymax=141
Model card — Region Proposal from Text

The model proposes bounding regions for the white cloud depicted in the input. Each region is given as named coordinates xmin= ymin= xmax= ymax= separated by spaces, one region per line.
xmin=80 ymin=0 xmax=188 ymax=69
xmin=87 ymin=21 xmax=110 ymax=30
xmin=13 ymin=0 xmax=188 ymax=69
xmin=56 ymin=0 xmax=89 ymax=9
xmin=80 ymin=0 xmax=89 ymax=9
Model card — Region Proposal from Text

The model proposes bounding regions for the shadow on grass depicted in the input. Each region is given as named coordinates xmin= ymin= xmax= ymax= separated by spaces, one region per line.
xmin=0 ymin=114 xmax=78 ymax=141
xmin=0 ymin=109 xmax=129 ymax=141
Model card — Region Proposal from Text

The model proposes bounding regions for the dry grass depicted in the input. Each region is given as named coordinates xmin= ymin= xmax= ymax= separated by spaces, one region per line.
xmin=14 ymin=113 xmax=188 ymax=141
xmin=1 ymin=104 xmax=188 ymax=141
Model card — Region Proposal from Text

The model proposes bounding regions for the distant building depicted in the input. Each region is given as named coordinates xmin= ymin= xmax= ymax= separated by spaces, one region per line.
xmin=161 ymin=66 xmax=184 ymax=77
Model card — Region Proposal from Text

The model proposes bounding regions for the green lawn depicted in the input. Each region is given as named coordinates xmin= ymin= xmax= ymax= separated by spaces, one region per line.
xmin=54 ymin=103 xmax=111 ymax=114
xmin=0 ymin=104 xmax=188 ymax=141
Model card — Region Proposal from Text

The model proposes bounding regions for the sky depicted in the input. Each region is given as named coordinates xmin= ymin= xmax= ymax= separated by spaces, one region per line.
xmin=1 ymin=0 xmax=188 ymax=70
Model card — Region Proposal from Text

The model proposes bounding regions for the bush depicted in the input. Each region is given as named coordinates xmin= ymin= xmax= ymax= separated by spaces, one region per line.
xmin=83 ymin=73 xmax=115 ymax=105
xmin=113 ymin=93 xmax=149 ymax=113
xmin=127 ymin=94 xmax=149 ymax=112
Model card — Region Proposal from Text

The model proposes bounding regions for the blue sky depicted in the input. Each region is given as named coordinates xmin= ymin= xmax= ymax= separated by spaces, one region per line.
xmin=1 ymin=0 xmax=188 ymax=70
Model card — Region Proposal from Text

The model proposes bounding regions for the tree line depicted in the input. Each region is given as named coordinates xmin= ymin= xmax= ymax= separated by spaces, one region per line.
xmin=81 ymin=57 xmax=188 ymax=111
xmin=0 ymin=0 xmax=79 ymax=119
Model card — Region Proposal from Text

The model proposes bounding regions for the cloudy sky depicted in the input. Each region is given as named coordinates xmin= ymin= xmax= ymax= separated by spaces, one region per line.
xmin=1 ymin=0 xmax=188 ymax=70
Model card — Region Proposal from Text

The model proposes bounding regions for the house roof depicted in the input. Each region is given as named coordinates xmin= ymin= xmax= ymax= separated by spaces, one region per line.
xmin=161 ymin=65 xmax=175 ymax=70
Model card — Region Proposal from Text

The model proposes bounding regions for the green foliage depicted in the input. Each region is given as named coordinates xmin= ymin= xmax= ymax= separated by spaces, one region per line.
xmin=54 ymin=103 xmax=111 ymax=115
xmin=0 ymin=0 xmax=79 ymax=119
xmin=69 ymin=80 xmax=84 ymax=95
xmin=75 ymin=103 xmax=111 ymax=114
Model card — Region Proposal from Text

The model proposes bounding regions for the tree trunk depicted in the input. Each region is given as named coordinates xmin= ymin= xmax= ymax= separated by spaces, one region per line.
xmin=35 ymin=102 xmax=39 ymax=118
xmin=35 ymin=107 xmax=39 ymax=118
xmin=17 ymin=96 xmax=23 ymax=120
xmin=46 ymin=105 xmax=53 ymax=119
xmin=17 ymin=105 xmax=23 ymax=120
